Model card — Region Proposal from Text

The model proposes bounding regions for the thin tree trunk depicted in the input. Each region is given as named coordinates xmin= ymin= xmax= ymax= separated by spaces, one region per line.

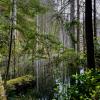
xmin=13 ymin=40 xmax=16 ymax=78
xmin=4 ymin=0 xmax=17 ymax=86
xmin=77 ymin=0 xmax=80 ymax=52
xmin=13 ymin=0 xmax=17 ymax=78
xmin=83 ymin=12 xmax=86 ymax=53
xmin=36 ymin=15 xmax=39 ymax=92
xmin=85 ymin=0 xmax=95 ymax=69
xmin=70 ymin=0 xmax=75 ymax=49
xmin=94 ymin=0 xmax=97 ymax=39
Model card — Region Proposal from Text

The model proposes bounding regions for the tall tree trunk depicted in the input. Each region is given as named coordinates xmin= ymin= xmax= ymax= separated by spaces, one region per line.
xmin=4 ymin=0 xmax=17 ymax=85
xmin=94 ymin=0 xmax=97 ymax=40
xmin=13 ymin=0 xmax=17 ymax=78
xmin=85 ymin=0 xmax=95 ymax=69
xmin=77 ymin=0 xmax=80 ymax=52
xmin=83 ymin=12 xmax=86 ymax=53
xmin=36 ymin=15 xmax=39 ymax=92
xmin=70 ymin=0 xmax=75 ymax=49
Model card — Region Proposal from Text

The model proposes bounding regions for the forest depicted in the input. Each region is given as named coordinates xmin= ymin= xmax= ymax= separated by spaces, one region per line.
xmin=0 ymin=0 xmax=100 ymax=100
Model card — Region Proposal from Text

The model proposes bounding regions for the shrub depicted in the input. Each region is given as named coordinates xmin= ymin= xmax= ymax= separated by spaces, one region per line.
xmin=53 ymin=70 xmax=100 ymax=100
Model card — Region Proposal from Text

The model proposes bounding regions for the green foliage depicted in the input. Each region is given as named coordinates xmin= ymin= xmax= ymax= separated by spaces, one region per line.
xmin=94 ymin=42 xmax=100 ymax=68
xmin=0 ymin=33 xmax=8 ymax=55
xmin=53 ymin=49 xmax=80 ymax=68
xmin=0 ymin=0 xmax=47 ymax=56
xmin=64 ymin=20 xmax=80 ymax=43
xmin=53 ymin=70 xmax=100 ymax=100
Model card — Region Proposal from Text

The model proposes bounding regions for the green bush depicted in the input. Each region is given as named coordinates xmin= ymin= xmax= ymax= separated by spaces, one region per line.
xmin=53 ymin=70 xmax=100 ymax=100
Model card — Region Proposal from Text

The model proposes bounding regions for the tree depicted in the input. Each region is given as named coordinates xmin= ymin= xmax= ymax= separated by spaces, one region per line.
xmin=3 ymin=0 xmax=45 ymax=84
xmin=77 ymin=0 xmax=80 ymax=52
xmin=4 ymin=0 xmax=16 ymax=86
xmin=85 ymin=0 xmax=95 ymax=69
xmin=70 ymin=0 xmax=75 ymax=49
xmin=94 ymin=0 xmax=97 ymax=39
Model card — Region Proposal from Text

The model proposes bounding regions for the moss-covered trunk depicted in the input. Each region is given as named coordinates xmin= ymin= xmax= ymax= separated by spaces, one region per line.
xmin=0 ymin=74 xmax=7 ymax=100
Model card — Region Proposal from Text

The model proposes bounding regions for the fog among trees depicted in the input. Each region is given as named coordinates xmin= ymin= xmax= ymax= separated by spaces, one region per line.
xmin=0 ymin=0 xmax=100 ymax=100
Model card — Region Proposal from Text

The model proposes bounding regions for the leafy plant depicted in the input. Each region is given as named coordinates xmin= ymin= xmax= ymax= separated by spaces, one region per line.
xmin=53 ymin=70 xmax=100 ymax=100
